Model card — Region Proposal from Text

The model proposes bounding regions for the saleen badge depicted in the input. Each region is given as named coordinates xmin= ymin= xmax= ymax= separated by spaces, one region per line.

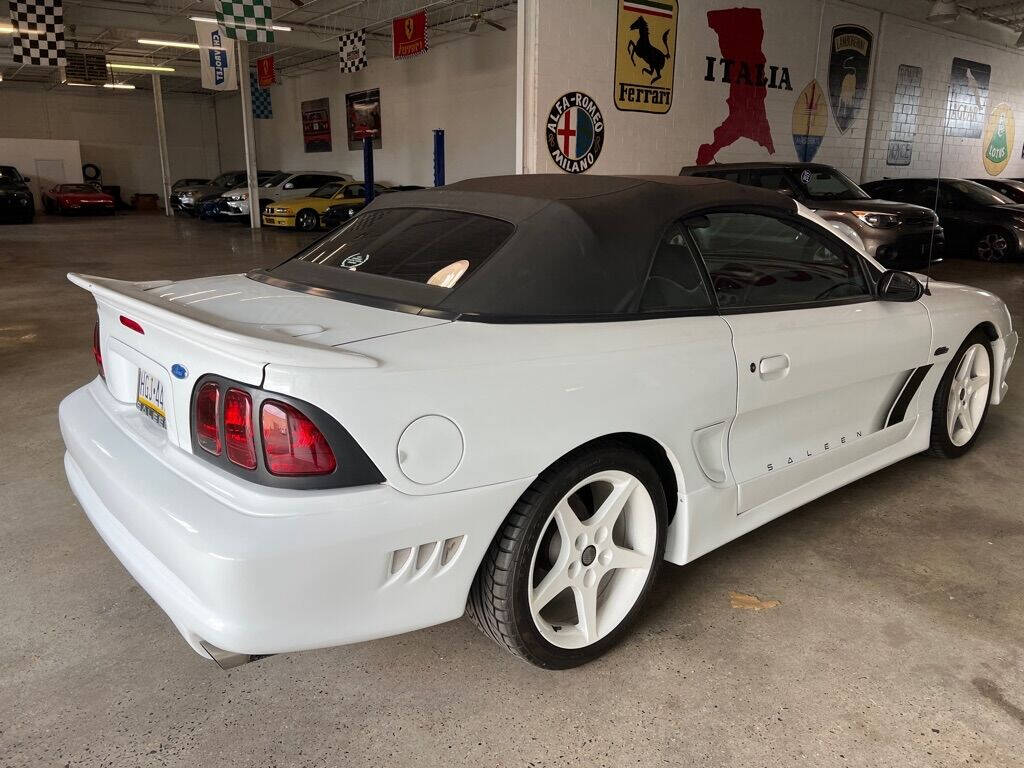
xmin=342 ymin=253 xmax=369 ymax=269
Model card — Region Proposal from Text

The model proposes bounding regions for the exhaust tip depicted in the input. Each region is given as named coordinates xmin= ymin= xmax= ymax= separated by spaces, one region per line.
xmin=200 ymin=640 xmax=272 ymax=670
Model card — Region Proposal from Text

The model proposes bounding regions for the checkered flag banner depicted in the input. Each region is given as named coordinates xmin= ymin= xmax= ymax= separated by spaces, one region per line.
xmin=250 ymin=71 xmax=272 ymax=119
xmin=8 ymin=0 xmax=66 ymax=67
xmin=338 ymin=29 xmax=367 ymax=74
xmin=215 ymin=0 xmax=274 ymax=43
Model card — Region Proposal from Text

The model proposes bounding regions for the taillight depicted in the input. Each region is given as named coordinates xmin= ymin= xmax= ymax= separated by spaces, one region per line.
xmin=195 ymin=382 xmax=221 ymax=455
xmin=92 ymin=321 xmax=105 ymax=380
xmin=261 ymin=399 xmax=337 ymax=476
xmin=224 ymin=388 xmax=256 ymax=469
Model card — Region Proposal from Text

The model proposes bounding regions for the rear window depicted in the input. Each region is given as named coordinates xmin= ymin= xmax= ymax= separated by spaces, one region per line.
xmin=289 ymin=208 xmax=514 ymax=289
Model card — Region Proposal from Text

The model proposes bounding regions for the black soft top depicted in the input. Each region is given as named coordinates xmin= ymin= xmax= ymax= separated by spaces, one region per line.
xmin=258 ymin=174 xmax=797 ymax=321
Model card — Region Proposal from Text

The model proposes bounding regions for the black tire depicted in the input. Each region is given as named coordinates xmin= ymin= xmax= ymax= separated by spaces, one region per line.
xmin=926 ymin=330 xmax=994 ymax=458
xmin=467 ymin=442 xmax=667 ymax=669
xmin=295 ymin=208 xmax=320 ymax=231
xmin=974 ymin=230 xmax=1015 ymax=262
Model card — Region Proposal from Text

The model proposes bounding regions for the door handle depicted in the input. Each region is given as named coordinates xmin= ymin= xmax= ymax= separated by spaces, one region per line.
xmin=758 ymin=354 xmax=790 ymax=380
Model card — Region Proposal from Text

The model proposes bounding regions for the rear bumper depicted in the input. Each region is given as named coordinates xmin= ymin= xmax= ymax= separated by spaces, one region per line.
xmin=60 ymin=380 xmax=531 ymax=659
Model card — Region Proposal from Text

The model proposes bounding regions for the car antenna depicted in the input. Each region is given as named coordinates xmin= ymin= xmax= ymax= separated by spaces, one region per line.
xmin=924 ymin=123 xmax=950 ymax=296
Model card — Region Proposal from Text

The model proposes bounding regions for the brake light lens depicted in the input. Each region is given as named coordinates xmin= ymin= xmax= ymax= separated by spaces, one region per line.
xmin=261 ymin=399 xmax=336 ymax=476
xmin=224 ymin=388 xmax=256 ymax=469
xmin=92 ymin=321 xmax=105 ymax=380
xmin=195 ymin=382 xmax=221 ymax=455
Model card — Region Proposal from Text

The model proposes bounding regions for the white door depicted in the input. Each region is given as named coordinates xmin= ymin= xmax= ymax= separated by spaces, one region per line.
xmin=688 ymin=210 xmax=932 ymax=513
xmin=33 ymin=159 xmax=66 ymax=208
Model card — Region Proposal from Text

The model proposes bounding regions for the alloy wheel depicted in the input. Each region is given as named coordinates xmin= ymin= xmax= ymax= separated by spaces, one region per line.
xmin=296 ymin=210 xmax=318 ymax=231
xmin=975 ymin=233 xmax=1009 ymax=262
xmin=946 ymin=342 xmax=991 ymax=446
xmin=528 ymin=470 xmax=657 ymax=650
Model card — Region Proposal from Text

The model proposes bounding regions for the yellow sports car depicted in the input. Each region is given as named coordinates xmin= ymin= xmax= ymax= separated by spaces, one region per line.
xmin=263 ymin=181 xmax=387 ymax=231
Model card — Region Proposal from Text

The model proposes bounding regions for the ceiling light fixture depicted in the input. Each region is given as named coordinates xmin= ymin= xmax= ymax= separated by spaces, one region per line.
xmin=108 ymin=62 xmax=175 ymax=72
xmin=104 ymin=83 xmax=136 ymax=90
xmin=66 ymin=82 xmax=98 ymax=87
xmin=189 ymin=15 xmax=291 ymax=31
xmin=927 ymin=0 xmax=960 ymax=24
xmin=137 ymin=38 xmax=200 ymax=49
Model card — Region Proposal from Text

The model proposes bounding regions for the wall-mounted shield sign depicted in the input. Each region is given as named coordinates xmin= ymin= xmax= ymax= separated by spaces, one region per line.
xmin=947 ymin=57 xmax=990 ymax=138
xmin=983 ymin=103 xmax=1014 ymax=176
xmin=828 ymin=25 xmax=873 ymax=134
xmin=546 ymin=92 xmax=605 ymax=173
xmin=792 ymin=80 xmax=826 ymax=162
xmin=614 ymin=0 xmax=677 ymax=114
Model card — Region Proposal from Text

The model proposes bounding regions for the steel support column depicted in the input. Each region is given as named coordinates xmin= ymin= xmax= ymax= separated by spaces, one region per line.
xmin=152 ymin=73 xmax=172 ymax=216
xmin=237 ymin=41 xmax=261 ymax=229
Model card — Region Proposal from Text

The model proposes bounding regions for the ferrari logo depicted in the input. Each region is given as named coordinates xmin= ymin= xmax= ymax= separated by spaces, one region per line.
xmin=614 ymin=0 xmax=677 ymax=114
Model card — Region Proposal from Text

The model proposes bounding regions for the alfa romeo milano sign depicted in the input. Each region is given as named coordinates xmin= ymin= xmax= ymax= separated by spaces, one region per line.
xmin=546 ymin=92 xmax=605 ymax=174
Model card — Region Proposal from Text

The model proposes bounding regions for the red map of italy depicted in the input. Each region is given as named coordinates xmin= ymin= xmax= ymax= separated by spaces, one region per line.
xmin=696 ymin=7 xmax=776 ymax=165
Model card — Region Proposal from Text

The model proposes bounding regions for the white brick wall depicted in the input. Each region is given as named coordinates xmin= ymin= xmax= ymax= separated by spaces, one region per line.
xmin=523 ymin=0 xmax=1024 ymax=185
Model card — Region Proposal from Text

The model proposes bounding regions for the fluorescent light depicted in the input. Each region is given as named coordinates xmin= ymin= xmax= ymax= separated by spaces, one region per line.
xmin=0 ymin=24 xmax=14 ymax=33
xmin=138 ymin=38 xmax=200 ymax=49
xmin=190 ymin=15 xmax=292 ymax=31
xmin=104 ymin=83 xmax=136 ymax=90
xmin=66 ymin=82 xmax=98 ymax=87
xmin=0 ymin=23 xmax=41 ymax=34
xmin=108 ymin=62 xmax=175 ymax=72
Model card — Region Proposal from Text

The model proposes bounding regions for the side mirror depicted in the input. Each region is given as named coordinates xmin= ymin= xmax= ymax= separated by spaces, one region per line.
xmin=878 ymin=270 xmax=924 ymax=302
xmin=283 ymin=182 xmax=294 ymax=190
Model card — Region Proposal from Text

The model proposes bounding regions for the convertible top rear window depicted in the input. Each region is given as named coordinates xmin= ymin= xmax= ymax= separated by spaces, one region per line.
xmin=292 ymin=208 xmax=512 ymax=288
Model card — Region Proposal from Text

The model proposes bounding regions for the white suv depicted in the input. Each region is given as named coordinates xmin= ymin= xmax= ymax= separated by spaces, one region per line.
xmin=223 ymin=171 xmax=354 ymax=217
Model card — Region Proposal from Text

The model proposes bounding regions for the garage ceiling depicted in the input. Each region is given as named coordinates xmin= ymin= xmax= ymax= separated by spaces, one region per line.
xmin=0 ymin=0 xmax=516 ymax=93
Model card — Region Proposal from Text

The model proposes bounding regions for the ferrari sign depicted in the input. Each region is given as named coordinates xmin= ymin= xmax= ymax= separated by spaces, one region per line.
xmin=393 ymin=11 xmax=428 ymax=59
xmin=614 ymin=0 xmax=676 ymax=114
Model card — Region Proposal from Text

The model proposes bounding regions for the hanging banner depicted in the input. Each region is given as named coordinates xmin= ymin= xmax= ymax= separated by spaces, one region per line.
xmin=256 ymin=54 xmax=275 ymax=87
xmin=215 ymin=0 xmax=274 ymax=43
xmin=301 ymin=97 xmax=332 ymax=152
xmin=251 ymin=71 xmax=272 ymax=119
xmin=9 ymin=0 xmax=66 ymax=67
xmin=339 ymin=29 xmax=368 ymax=73
xmin=195 ymin=21 xmax=237 ymax=91
xmin=393 ymin=10 xmax=428 ymax=59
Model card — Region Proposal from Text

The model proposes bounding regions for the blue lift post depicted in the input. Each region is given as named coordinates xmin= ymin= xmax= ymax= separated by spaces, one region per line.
xmin=362 ymin=136 xmax=375 ymax=203
xmin=433 ymin=129 xmax=446 ymax=187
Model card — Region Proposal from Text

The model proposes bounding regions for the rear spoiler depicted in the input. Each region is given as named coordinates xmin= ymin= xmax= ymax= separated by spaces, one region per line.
xmin=69 ymin=273 xmax=378 ymax=369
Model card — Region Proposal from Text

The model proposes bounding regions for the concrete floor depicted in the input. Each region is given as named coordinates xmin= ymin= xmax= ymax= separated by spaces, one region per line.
xmin=2 ymin=212 xmax=1023 ymax=767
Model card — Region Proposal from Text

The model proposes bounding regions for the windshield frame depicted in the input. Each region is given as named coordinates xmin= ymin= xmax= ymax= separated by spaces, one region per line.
xmin=791 ymin=166 xmax=870 ymax=202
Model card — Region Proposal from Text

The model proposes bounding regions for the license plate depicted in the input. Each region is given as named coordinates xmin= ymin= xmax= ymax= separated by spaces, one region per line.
xmin=136 ymin=368 xmax=166 ymax=428
xmin=264 ymin=217 xmax=291 ymax=226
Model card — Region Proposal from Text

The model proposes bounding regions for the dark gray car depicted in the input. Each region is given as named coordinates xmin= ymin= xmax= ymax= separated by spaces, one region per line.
xmin=172 ymin=170 xmax=279 ymax=216
xmin=679 ymin=162 xmax=943 ymax=270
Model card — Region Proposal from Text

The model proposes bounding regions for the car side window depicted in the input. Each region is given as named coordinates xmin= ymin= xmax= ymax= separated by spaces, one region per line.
xmin=639 ymin=225 xmax=713 ymax=313
xmin=747 ymin=170 xmax=790 ymax=193
xmin=289 ymin=175 xmax=318 ymax=189
xmin=688 ymin=212 xmax=871 ymax=310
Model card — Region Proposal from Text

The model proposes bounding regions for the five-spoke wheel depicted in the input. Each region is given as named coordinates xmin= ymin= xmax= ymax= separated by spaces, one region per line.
xmin=469 ymin=443 xmax=666 ymax=668
xmin=928 ymin=330 xmax=994 ymax=458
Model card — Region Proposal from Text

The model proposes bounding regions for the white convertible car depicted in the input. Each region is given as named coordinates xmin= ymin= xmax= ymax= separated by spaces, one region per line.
xmin=60 ymin=175 xmax=1017 ymax=669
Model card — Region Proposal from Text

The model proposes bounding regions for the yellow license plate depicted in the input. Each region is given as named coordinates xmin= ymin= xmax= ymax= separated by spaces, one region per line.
xmin=136 ymin=368 xmax=166 ymax=429
xmin=264 ymin=217 xmax=292 ymax=226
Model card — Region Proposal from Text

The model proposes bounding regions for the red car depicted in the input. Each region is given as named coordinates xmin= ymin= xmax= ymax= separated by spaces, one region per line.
xmin=43 ymin=184 xmax=115 ymax=215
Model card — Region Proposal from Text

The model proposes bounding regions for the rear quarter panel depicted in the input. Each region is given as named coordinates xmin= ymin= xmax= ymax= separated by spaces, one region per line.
xmin=262 ymin=316 xmax=738 ymax=499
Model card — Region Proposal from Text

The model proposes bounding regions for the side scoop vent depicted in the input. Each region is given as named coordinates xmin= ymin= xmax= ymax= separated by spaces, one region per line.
xmin=386 ymin=536 xmax=465 ymax=585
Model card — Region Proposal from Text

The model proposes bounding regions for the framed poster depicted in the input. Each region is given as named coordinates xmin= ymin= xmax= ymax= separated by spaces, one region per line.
xmin=946 ymin=58 xmax=990 ymax=139
xmin=301 ymin=97 xmax=332 ymax=153
xmin=346 ymin=88 xmax=382 ymax=150
xmin=886 ymin=65 xmax=922 ymax=166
